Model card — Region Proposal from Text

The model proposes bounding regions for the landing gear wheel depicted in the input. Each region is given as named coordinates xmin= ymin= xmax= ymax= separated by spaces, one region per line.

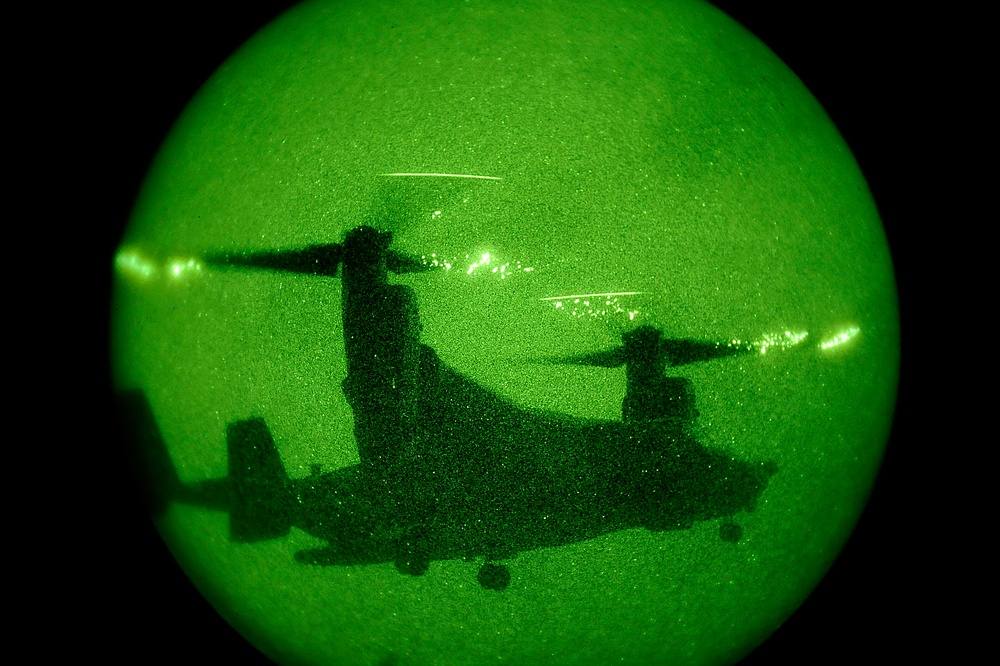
xmin=477 ymin=562 xmax=511 ymax=591
xmin=719 ymin=521 xmax=743 ymax=543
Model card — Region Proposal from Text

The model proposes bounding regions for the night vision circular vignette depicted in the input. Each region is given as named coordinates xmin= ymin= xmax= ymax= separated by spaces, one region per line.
xmin=103 ymin=1 xmax=909 ymax=664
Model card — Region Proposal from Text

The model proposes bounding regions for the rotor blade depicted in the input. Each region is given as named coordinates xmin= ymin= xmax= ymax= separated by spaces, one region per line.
xmin=531 ymin=346 xmax=628 ymax=368
xmin=659 ymin=338 xmax=755 ymax=367
xmin=205 ymin=243 xmax=343 ymax=277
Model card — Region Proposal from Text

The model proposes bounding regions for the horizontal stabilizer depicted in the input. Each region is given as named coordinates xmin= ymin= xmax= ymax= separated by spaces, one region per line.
xmin=228 ymin=418 xmax=293 ymax=542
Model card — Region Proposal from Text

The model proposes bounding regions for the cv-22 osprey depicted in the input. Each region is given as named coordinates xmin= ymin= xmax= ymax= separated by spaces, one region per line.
xmin=122 ymin=223 xmax=779 ymax=591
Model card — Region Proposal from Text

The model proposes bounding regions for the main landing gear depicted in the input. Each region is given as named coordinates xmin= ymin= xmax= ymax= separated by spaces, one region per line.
xmin=719 ymin=520 xmax=743 ymax=543
xmin=477 ymin=562 xmax=511 ymax=591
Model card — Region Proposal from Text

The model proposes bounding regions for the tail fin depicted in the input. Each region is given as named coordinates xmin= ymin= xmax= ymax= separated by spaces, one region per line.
xmin=227 ymin=418 xmax=293 ymax=542
xmin=118 ymin=390 xmax=182 ymax=517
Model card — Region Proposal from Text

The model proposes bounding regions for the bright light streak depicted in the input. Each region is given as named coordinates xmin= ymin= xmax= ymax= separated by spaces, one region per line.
xmin=115 ymin=248 xmax=157 ymax=281
xmin=539 ymin=292 xmax=642 ymax=301
xmin=467 ymin=252 xmax=491 ymax=274
xmin=422 ymin=250 xmax=532 ymax=278
xmin=114 ymin=248 xmax=206 ymax=283
xmin=380 ymin=173 xmax=502 ymax=180
xmin=544 ymin=292 xmax=643 ymax=320
xmin=820 ymin=327 xmax=860 ymax=350
xmin=754 ymin=330 xmax=809 ymax=354
xmin=420 ymin=254 xmax=452 ymax=270
xmin=167 ymin=257 xmax=205 ymax=280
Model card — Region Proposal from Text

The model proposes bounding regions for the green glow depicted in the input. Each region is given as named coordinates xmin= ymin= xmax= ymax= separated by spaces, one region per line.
xmin=167 ymin=257 xmax=205 ymax=280
xmin=466 ymin=252 xmax=491 ymax=274
xmin=112 ymin=0 xmax=899 ymax=664
xmin=419 ymin=254 xmax=453 ymax=270
xmin=820 ymin=326 xmax=862 ymax=350
xmin=754 ymin=330 xmax=810 ymax=354
xmin=114 ymin=248 xmax=156 ymax=281
xmin=115 ymin=249 xmax=206 ymax=283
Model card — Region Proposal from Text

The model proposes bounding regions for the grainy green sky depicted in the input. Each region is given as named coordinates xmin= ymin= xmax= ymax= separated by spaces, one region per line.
xmin=113 ymin=0 xmax=898 ymax=663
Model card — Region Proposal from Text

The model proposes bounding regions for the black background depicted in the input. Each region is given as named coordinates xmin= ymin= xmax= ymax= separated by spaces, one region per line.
xmin=77 ymin=1 xmax=932 ymax=663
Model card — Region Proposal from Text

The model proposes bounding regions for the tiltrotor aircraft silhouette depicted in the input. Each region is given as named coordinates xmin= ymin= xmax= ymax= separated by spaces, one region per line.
xmin=121 ymin=223 xmax=779 ymax=591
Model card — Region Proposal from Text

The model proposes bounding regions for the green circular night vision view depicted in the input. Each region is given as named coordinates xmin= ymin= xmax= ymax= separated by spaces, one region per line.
xmin=111 ymin=0 xmax=899 ymax=664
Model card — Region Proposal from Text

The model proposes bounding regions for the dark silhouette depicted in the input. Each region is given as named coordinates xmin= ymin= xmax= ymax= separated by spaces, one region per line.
xmin=122 ymin=225 xmax=777 ymax=591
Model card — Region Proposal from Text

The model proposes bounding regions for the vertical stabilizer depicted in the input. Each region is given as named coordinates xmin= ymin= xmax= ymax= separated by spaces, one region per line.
xmin=227 ymin=418 xmax=293 ymax=542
